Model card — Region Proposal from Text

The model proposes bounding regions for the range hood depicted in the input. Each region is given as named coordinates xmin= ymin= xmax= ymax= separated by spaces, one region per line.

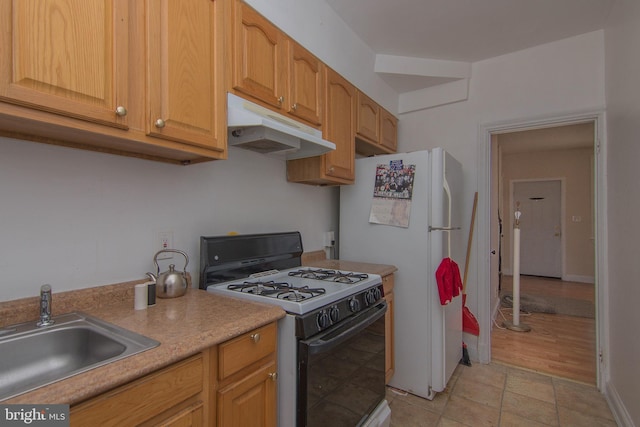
xmin=227 ymin=93 xmax=335 ymax=160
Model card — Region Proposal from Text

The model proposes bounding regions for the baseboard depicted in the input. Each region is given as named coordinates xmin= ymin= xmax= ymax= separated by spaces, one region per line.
xmin=562 ymin=274 xmax=595 ymax=284
xmin=604 ymin=380 xmax=636 ymax=427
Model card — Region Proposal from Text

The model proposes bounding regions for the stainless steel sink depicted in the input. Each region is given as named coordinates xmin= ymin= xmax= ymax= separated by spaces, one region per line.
xmin=0 ymin=312 xmax=159 ymax=401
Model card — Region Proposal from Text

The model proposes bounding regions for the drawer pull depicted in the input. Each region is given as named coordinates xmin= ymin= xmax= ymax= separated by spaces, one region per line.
xmin=268 ymin=372 xmax=278 ymax=381
xmin=251 ymin=333 xmax=261 ymax=343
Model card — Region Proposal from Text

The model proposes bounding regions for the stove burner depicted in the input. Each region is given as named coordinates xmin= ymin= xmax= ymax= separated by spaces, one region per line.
xmin=287 ymin=268 xmax=369 ymax=284
xmin=277 ymin=286 xmax=326 ymax=302
xmin=228 ymin=281 xmax=291 ymax=296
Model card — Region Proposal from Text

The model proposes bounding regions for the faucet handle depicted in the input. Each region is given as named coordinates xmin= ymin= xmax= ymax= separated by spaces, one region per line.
xmin=37 ymin=284 xmax=54 ymax=327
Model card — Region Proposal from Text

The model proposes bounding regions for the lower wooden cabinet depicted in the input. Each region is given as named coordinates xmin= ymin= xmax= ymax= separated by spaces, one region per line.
xmin=382 ymin=274 xmax=395 ymax=384
xmin=218 ymin=361 xmax=277 ymax=427
xmin=217 ymin=323 xmax=278 ymax=427
xmin=70 ymin=322 xmax=278 ymax=427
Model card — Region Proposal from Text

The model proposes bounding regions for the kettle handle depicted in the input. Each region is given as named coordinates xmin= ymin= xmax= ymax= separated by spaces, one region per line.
xmin=153 ymin=249 xmax=189 ymax=274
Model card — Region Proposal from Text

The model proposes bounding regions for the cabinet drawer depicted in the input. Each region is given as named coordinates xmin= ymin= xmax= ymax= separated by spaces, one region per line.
xmin=71 ymin=354 xmax=203 ymax=427
xmin=219 ymin=323 xmax=277 ymax=380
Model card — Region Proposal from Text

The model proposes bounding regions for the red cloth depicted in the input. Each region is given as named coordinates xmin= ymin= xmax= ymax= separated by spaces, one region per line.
xmin=435 ymin=257 xmax=463 ymax=305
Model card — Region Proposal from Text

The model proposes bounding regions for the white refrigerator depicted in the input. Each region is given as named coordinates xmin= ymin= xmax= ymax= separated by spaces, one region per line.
xmin=339 ymin=148 xmax=464 ymax=399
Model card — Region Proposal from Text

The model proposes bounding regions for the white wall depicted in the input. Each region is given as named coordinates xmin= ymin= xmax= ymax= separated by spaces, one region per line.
xmin=604 ymin=0 xmax=640 ymax=425
xmin=0 ymin=138 xmax=338 ymax=301
xmin=398 ymin=31 xmax=606 ymax=358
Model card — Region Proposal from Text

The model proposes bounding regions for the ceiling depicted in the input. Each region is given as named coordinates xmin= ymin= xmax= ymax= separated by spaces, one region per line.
xmin=325 ymin=0 xmax=615 ymax=93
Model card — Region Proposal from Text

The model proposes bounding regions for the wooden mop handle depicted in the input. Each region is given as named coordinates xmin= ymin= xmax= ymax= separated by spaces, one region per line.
xmin=462 ymin=192 xmax=478 ymax=292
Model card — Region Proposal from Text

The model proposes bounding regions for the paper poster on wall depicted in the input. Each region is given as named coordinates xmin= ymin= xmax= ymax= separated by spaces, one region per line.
xmin=369 ymin=159 xmax=416 ymax=227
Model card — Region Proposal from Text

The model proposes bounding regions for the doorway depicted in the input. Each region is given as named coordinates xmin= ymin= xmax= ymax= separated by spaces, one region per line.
xmin=477 ymin=112 xmax=606 ymax=387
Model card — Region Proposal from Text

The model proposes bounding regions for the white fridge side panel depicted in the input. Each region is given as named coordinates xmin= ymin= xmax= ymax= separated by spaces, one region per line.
xmin=339 ymin=151 xmax=435 ymax=399
xmin=430 ymin=148 xmax=464 ymax=391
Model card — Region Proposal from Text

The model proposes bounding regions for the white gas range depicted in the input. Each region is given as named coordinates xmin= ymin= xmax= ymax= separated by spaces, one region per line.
xmin=200 ymin=232 xmax=391 ymax=427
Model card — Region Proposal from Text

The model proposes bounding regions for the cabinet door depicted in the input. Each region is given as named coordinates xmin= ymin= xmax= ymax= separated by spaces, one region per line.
xmin=323 ymin=68 xmax=355 ymax=180
xmin=356 ymin=91 xmax=380 ymax=144
xmin=380 ymin=108 xmax=398 ymax=152
xmin=287 ymin=41 xmax=323 ymax=127
xmin=146 ymin=0 xmax=225 ymax=151
xmin=218 ymin=361 xmax=277 ymax=427
xmin=231 ymin=1 xmax=287 ymax=110
xmin=0 ymin=0 xmax=129 ymax=129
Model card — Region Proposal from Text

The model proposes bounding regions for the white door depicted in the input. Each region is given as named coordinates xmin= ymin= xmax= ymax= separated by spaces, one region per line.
xmin=513 ymin=180 xmax=562 ymax=278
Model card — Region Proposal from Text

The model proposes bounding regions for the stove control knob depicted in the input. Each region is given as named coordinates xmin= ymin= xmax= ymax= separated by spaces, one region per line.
xmin=317 ymin=310 xmax=331 ymax=329
xmin=329 ymin=305 xmax=340 ymax=322
xmin=374 ymin=287 xmax=382 ymax=301
xmin=349 ymin=297 xmax=360 ymax=312
xmin=365 ymin=289 xmax=376 ymax=306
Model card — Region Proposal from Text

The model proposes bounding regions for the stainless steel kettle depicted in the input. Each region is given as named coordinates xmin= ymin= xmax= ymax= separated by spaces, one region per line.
xmin=147 ymin=249 xmax=189 ymax=298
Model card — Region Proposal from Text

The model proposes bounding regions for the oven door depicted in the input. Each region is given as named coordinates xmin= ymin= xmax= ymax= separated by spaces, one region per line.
xmin=298 ymin=301 xmax=387 ymax=427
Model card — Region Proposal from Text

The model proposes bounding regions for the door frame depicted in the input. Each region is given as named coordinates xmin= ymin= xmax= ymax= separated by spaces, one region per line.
xmin=477 ymin=109 xmax=608 ymax=389
xmin=509 ymin=178 xmax=565 ymax=279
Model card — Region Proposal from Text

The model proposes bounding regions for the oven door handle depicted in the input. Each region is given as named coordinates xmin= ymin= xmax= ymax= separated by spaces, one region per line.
xmin=304 ymin=301 xmax=387 ymax=356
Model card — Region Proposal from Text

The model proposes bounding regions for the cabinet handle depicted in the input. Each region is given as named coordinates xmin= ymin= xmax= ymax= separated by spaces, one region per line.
xmin=329 ymin=167 xmax=335 ymax=173
xmin=291 ymin=103 xmax=298 ymax=111
xmin=268 ymin=372 xmax=278 ymax=381
xmin=115 ymin=106 xmax=127 ymax=117
xmin=154 ymin=119 xmax=166 ymax=128
xmin=277 ymin=96 xmax=284 ymax=104
xmin=251 ymin=333 xmax=261 ymax=343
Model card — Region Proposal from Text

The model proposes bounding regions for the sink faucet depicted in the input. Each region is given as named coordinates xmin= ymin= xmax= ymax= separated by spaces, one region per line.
xmin=36 ymin=284 xmax=54 ymax=327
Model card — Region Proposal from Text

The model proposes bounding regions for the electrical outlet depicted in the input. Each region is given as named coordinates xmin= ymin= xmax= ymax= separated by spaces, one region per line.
xmin=157 ymin=231 xmax=174 ymax=260
xmin=323 ymin=231 xmax=335 ymax=247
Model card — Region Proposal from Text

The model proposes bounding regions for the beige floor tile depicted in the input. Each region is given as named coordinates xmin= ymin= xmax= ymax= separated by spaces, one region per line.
xmin=499 ymin=411 xmax=554 ymax=427
xmin=442 ymin=395 xmax=501 ymax=427
xmin=452 ymin=375 xmax=503 ymax=408
xmin=501 ymin=391 xmax=558 ymax=426
xmin=553 ymin=379 xmax=615 ymax=421
xmin=557 ymin=406 xmax=618 ymax=427
xmin=438 ymin=417 xmax=472 ymax=427
xmin=390 ymin=388 xmax=449 ymax=415
xmin=458 ymin=363 xmax=507 ymax=390
xmin=390 ymin=398 xmax=441 ymax=427
xmin=505 ymin=370 xmax=556 ymax=404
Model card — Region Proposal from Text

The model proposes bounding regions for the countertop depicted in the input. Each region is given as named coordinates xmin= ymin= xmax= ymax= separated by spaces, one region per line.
xmin=0 ymin=283 xmax=285 ymax=405
xmin=303 ymin=259 xmax=397 ymax=277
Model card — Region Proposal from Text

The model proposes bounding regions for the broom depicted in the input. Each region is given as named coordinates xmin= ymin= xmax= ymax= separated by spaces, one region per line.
xmin=462 ymin=192 xmax=480 ymax=336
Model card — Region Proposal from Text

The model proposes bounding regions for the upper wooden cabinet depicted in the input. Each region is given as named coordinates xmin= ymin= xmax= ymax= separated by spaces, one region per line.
xmin=230 ymin=1 xmax=287 ymax=110
xmin=287 ymin=41 xmax=323 ymax=126
xmin=380 ymin=108 xmax=399 ymax=152
xmin=230 ymin=0 xmax=323 ymax=128
xmin=146 ymin=0 xmax=226 ymax=151
xmin=287 ymin=67 xmax=355 ymax=185
xmin=0 ymin=0 xmax=227 ymax=164
xmin=355 ymin=90 xmax=398 ymax=156
xmin=0 ymin=0 xmax=129 ymax=129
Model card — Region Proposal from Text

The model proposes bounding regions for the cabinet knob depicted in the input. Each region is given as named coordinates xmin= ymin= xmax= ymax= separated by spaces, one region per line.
xmin=268 ymin=372 xmax=278 ymax=381
xmin=154 ymin=119 xmax=166 ymax=128
xmin=250 ymin=333 xmax=261 ymax=343
xmin=115 ymin=106 xmax=127 ymax=117
xmin=291 ymin=103 xmax=298 ymax=111
xmin=329 ymin=167 xmax=335 ymax=172
xmin=277 ymin=96 xmax=284 ymax=104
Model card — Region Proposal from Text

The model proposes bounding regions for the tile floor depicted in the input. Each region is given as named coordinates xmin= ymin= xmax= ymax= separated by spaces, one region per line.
xmin=386 ymin=362 xmax=617 ymax=427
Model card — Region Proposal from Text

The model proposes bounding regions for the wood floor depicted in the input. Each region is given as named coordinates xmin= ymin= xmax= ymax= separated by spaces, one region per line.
xmin=491 ymin=275 xmax=597 ymax=384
